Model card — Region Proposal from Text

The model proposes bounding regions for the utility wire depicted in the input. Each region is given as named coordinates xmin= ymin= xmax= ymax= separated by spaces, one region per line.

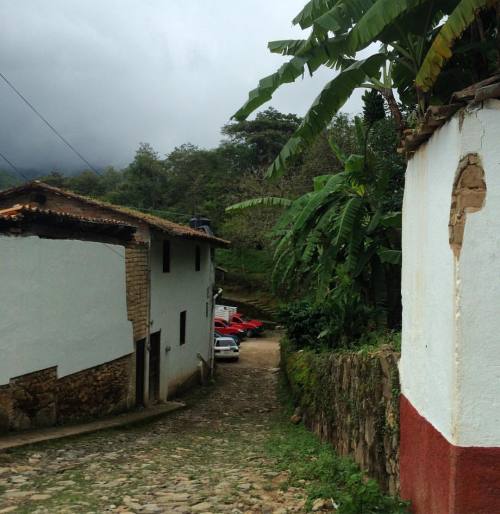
xmin=0 ymin=150 xmax=29 ymax=181
xmin=0 ymin=71 xmax=101 ymax=175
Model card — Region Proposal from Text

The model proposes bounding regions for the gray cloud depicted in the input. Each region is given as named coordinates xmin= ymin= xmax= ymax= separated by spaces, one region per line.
xmin=0 ymin=0 xmax=363 ymax=174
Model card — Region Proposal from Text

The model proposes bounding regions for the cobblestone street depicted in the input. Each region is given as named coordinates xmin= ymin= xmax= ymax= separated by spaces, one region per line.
xmin=0 ymin=336 xmax=309 ymax=514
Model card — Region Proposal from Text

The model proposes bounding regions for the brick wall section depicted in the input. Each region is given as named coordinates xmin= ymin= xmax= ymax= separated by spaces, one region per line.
xmin=125 ymin=245 xmax=150 ymax=342
xmin=57 ymin=354 xmax=133 ymax=424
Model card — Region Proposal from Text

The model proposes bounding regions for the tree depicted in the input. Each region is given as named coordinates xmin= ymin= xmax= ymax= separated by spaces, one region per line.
xmin=0 ymin=170 xmax=21 ymax=189
xmin=41 ymin=171 xmax=67 ymax=188
xmin=110 ymin=143 xmax=169 ymax=210
xmin=66 ymin=170 xmax=105 ymax=197
xmin=234 ymin=0 xmax=499 ymax=178
xmin=222 ymin=107 xmax=301 ymax=171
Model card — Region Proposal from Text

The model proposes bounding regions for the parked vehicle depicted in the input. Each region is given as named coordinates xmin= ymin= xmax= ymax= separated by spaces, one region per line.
xmin=214 ymin=329 xmax=240 ymax=346
xmin=214 ymin=337 xmax=239 ymax=361
xmin=215 ymin=304 xmax=237 ymax=322
xmin=230 ymin=313 xmax=264 ymax=337
xmin=214 ymin=318 xmax=246 ymax=340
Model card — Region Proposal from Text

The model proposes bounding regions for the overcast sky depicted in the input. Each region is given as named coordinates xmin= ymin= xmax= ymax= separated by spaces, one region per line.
xmin=0 ymin=1 xmax=364 ymax=174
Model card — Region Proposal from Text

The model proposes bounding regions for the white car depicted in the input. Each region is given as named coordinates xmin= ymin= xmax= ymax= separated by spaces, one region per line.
xmin=214 ymin=336 xmax=239 ymax=361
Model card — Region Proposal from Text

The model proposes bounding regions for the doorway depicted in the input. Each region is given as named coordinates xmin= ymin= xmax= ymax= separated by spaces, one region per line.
xmin=135 ymin=338 xmax=146 ymax=406
xmin=149 ymin=331 xmax=161 ymax=402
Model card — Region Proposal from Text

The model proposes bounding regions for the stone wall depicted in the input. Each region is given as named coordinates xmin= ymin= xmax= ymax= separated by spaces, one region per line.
xmin=282 ymin=343 xmax=400 ymax=494
xmin=0 ymin=355 xmax=134 ymax=433
xmin=57 ymin=354 xmax=133 ymax=424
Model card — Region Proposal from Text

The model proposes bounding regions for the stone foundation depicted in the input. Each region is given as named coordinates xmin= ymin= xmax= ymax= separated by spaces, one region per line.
xmin=9 ymin=367 xmax=58 ymax=430
xmin=57 ymin=354 xmax=133 ymax=424
xmin=0 ymin=354 xmax=134 ymax=433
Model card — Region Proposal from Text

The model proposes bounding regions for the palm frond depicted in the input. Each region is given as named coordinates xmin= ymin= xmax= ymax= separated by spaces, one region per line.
xmin=225 ymin=197 xmax=292 ymax=212
xmin=315 ymin=0 xmax=376 ymax=33
xmin=416 ymin=0 xmax=494 ymax=91
xmin=347 ymin=0 xmax=432 ymax=53
xmin=333 ymin=196 xmax=363 ymax=247
xmin=378 ymin=247 xmax=402 ymax=264
xmin=232 ymin=57 xmax=309 ymax=121
xmin=266 ymin=53 xmax=385 ymax=179
xmin=293 ymin=0 xmax=341 ymax=29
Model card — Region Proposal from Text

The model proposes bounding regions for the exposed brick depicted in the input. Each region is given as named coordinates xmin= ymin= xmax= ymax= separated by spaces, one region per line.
xmin=449 ymin=153 xmax=487 ymax=258
xmin=125 ymin=246 xmax=150 ymax=341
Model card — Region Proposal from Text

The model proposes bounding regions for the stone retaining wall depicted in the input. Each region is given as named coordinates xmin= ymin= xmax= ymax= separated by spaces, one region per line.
xmin=282 ymin=343 xmax=400 ymax=494
xmin=0 ymin=354 xmax=134 ymax=433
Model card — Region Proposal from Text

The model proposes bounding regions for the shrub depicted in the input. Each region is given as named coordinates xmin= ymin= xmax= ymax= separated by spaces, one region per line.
xmin=278 ymin=295 xmax=378 ymax=351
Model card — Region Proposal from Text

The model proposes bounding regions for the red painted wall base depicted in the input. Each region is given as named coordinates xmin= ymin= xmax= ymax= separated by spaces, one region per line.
xmin=400 ymin=395 xmax=500 ymax=514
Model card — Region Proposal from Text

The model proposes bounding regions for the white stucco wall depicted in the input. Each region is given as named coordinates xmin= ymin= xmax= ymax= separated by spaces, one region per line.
xmin=0 ymin=236 xmax=133 ymax=385
xmin=149 ymin=234 xmax=213 ymax=398
xmin=400 ymin=99 xmax=500 ymax=447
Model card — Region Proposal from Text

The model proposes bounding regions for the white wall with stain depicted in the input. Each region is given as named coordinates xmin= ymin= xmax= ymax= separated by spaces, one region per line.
xmin=0 ymin=236 xmax=133 ymax=384
xmin=400 ymin=99 xmax=500 ymax=447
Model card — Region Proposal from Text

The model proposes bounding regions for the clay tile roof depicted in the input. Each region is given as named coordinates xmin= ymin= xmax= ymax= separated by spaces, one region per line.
xmin=399 ymin=74 xmax=500 ymax=157
xmin=0 ymin=182 xmax=230 ymax=247
xmin=0 ymin=203 xmax=135 ymax=228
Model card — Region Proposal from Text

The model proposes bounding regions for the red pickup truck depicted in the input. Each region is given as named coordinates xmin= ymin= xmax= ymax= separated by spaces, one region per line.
xmin=214 ymin=318 xmax=246 ymax=341
xmin=229 ymin=313 xmax=264 ymax=337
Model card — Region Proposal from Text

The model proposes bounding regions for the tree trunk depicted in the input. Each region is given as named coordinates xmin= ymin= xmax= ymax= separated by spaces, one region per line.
xmin=382 ymin=89 xmax=405 ymax=136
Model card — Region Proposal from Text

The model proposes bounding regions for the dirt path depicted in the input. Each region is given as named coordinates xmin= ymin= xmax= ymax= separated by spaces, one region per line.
xmin=0 ymin=333 xmax=308 ymax=514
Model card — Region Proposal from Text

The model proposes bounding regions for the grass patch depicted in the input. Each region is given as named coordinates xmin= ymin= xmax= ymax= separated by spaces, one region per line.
xmin=266 ymin=415 xmax=409 ymax=513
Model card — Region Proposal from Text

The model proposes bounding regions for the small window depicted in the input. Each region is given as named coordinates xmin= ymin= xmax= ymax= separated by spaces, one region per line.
xmin=163 ymin=240 xmax=170 ymax=273
xmin=180 ymin=310 xmax=187 ymax=345
xmin=195 ymin=245 xmax=201 ymax=271
xmin=206 ymin=302 xmax=209 ymax=318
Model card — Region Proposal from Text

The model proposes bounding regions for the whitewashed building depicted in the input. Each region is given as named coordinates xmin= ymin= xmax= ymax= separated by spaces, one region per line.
xmin=0 ymin=182 xmax=229 ymax=432
xmin=399 ymin=86 xmax=500 ymax=513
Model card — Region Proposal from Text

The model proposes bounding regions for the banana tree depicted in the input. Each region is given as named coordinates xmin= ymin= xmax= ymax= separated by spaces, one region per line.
xmin=234 ymin=0 xmax=499 ymax=179
xmin=227 ymin=116 xmax=403 ymax=328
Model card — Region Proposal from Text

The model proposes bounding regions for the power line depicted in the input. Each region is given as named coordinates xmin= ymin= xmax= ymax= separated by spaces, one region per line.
xmin=0 ymin=71 xmax=101 ymax=175
xmin=0 ymin=150 xmax=29 ymax=181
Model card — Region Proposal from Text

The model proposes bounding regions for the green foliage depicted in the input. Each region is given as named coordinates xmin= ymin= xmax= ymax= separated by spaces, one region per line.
xmin=265 ymin=53 xmax=386 ymax=179
xmin=0 ymin=169 xmax=21 ymax=189
xmin=362 ymin=90 xmax=386 ymax=126
xmin=216 ymin=247 xmax=273 ymax=276
xmin=416 ymin=0 xmax=496 ymax=91
xmin=235 ymin=0 xmax=500 ymax=177
xmin=278 ymin=291 xmax=378 ymax=351
xmin=225 ymin=196 xmax=292 ymax=212
xmin=271 ymin=116 xmax=403 ymax=329
xmin=267 ymin=415 xmax=409 ymax=513
xmin=223 ymin=107 xmax=301 ymax=169
xmin=227 ymin=106 xmax=404 ymax=332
